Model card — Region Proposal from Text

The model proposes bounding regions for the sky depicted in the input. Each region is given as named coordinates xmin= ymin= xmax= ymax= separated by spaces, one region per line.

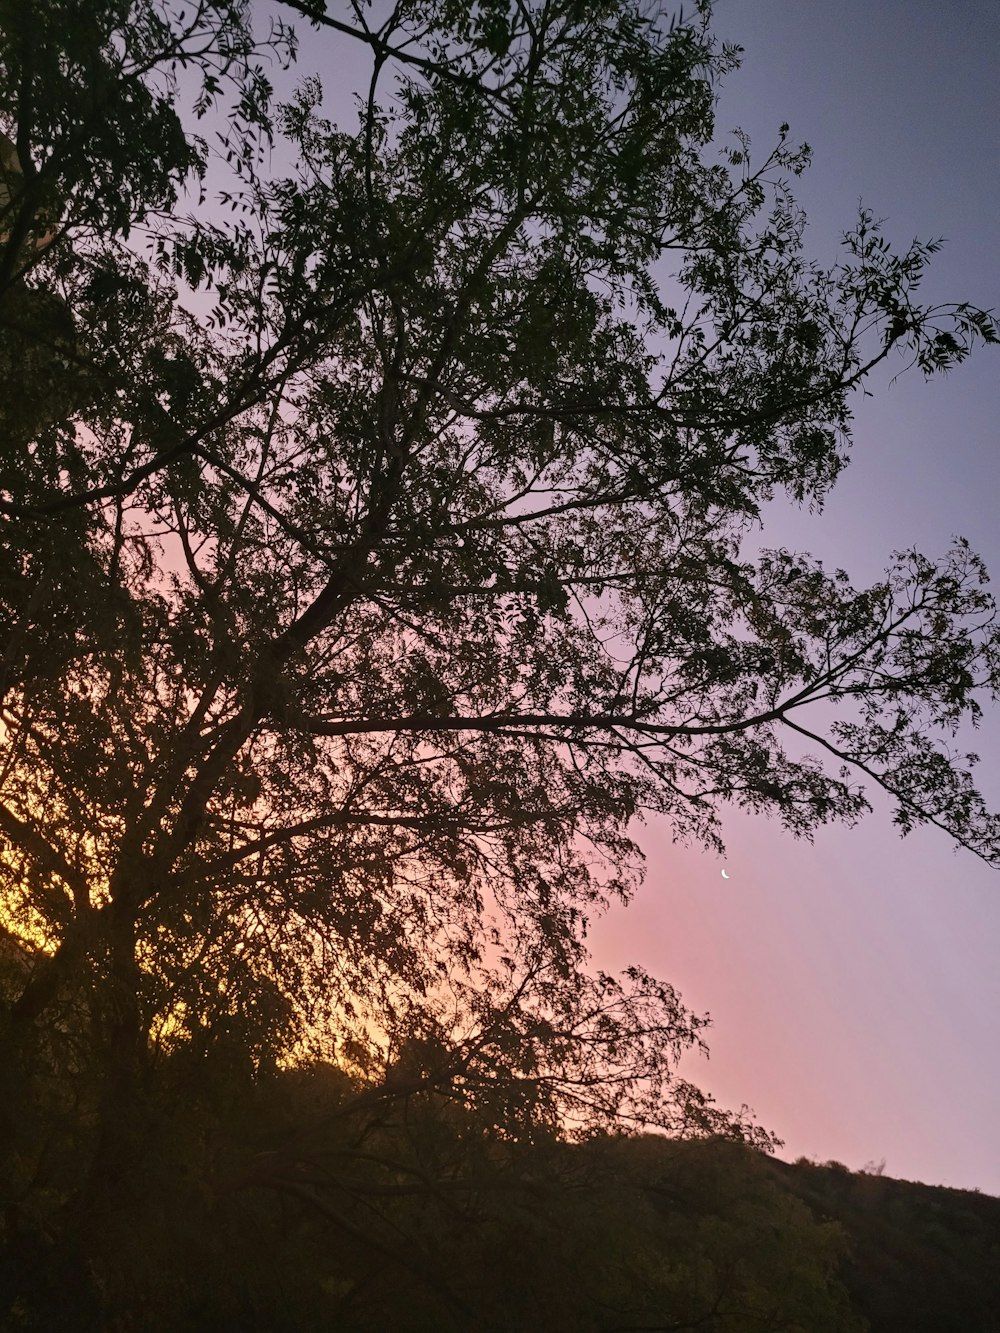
xmin=594 ymin=0 xmax=1000 ymax=1194
xmin=265 ymin=0 xmax=1000 ymax=1192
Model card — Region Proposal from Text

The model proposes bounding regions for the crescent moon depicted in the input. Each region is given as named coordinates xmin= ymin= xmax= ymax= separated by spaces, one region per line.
xmin=721 ymin=869 xmax=730 ymax=879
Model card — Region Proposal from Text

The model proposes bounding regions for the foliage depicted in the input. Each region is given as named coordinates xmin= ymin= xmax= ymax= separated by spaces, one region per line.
xmin=775 ymin=1157 xmax=1000 ymax=1332
xmin=2 ymin=1057 xmax=869 ymax=1331
xmin=0 ymin=0 xmax=998 ymax=1317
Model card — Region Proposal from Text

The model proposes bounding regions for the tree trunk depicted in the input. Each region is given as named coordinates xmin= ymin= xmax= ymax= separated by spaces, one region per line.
xmin=74 ymin=901 xmax=149 ymax=1226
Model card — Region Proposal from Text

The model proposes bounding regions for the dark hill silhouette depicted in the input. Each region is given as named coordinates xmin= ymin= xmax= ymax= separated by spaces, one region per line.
xmin=767 ymin=1154 xmax=1000 ymax=1333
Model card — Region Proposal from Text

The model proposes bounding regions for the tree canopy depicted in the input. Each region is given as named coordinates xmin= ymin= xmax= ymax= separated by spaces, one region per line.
xmin=0 ymin=0 xmax=998 ymax=1317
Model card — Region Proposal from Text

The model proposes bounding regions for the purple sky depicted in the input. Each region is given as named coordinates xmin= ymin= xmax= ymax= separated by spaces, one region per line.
xmin=281 ymin=0 xmax=1000 ymax=1191
xmin=595 ymin=0 xmax=1000 ymax=1193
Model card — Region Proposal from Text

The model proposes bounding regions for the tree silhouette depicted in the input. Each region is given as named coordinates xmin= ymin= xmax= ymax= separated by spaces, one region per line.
xmin=0 ymin=1 xmax=997 ymax=1319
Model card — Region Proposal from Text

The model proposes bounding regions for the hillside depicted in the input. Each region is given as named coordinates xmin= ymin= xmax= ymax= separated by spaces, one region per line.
xmin=769 ymin=1154 xmax=1000 ymax=1332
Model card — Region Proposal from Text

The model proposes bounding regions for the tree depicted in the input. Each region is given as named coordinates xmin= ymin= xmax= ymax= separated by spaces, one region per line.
xmin=0 ymin=0 xmax=998 ymax=1297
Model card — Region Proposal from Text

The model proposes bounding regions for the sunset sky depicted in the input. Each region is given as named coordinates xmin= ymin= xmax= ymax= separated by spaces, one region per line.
xmin=595 ymin=0 xmax=1000 ymax=1194
xmin=285 ymin=0 xmax=1000 ymax=1193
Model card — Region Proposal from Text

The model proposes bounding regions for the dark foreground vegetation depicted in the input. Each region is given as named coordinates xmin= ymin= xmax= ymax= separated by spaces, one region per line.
xmin=773 ymin=1156 xmax=1000 ymax=1333
xmin=2 ymin=1040 xmax=998 ymax=1332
